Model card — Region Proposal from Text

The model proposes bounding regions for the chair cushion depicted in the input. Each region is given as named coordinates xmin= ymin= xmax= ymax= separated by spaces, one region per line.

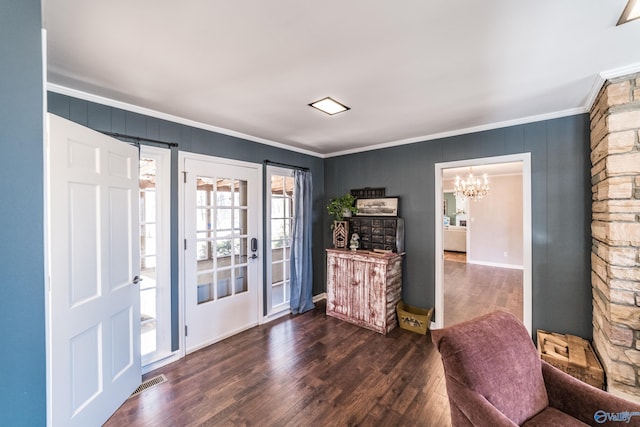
xmin=432 ymin=311 xmax=549 ymax=425
xmin=522 ymin=407 xmax=589 ymax=426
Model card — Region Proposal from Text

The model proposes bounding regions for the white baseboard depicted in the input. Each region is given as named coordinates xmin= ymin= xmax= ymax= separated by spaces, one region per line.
xmin=313 ymin=292 xmax=327 ymax=302
xmin=467 ymin=260 xmax=524 ymax=270
xmin=142 ymin=350 xmax=182 ymax=375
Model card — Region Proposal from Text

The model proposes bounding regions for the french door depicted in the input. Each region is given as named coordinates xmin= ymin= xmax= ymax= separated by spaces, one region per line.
xmin=265 ymin=166 xmax=295 ymax=317
xmin=48 ymin=114 xmax=141 ymax=426
xmin=139 ymin=146 xmax=172 ymax=368
xmin=182 ymin=155 xmax=261 ymax=353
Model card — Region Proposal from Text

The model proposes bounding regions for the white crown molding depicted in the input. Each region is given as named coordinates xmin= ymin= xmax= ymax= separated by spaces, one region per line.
xmin=599 ymin=61 xmax=640 ymax=80
xmin=324 ymin=106 xmax=587 ymax=158
xmin=46 ymin=82 xmax=325 ymax=158
xmin=585 ymin=62 xmax=640 ymax=111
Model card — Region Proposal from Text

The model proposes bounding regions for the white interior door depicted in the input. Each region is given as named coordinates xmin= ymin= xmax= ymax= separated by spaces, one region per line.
xmin=183 ymin=156 xmax=261 ymax=353
xmin=48 ymin=114 xmax=141 ymax=426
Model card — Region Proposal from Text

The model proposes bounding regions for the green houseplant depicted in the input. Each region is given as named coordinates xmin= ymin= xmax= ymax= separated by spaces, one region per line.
xmin=327 ymin=193 xmax=358 ymax=249
xmin=327 ymin=193 xmax=358 ymax=221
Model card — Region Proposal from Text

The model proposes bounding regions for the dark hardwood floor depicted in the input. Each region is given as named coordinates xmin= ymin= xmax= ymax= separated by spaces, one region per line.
xmin=105 ymin=302 xmax=451 ymax=427
xmin=444 ymin=259 xmax=523 ymax=327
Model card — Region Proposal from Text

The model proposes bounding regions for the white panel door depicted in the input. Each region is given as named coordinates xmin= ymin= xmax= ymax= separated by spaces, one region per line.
xmin=48 ymin=114 xmax=141 ymax=426
xmin=183 ymin=156 xmax=260 ymax=353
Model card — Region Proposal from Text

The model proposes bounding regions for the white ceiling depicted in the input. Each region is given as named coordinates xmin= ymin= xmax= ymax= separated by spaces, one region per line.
xmin=44 ymin=1 xmax=640 ymax=157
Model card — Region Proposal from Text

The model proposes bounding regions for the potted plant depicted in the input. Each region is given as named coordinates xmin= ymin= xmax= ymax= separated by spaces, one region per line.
xmin=327 ymin=193 xmax=358 ymax=221
xmin=327 ymin=194 xmax=358 ymax=249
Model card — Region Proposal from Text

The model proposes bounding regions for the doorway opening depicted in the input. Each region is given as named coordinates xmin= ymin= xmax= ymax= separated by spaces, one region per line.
xmin=434 ymin=153 xmax=532 ymax=333
xmin=139 ymin=146 xmax=172 ymax=371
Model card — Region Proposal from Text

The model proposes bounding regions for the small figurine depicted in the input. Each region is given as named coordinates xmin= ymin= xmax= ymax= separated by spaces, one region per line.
xmin=349 ymin=233 xmax=360 ymax=251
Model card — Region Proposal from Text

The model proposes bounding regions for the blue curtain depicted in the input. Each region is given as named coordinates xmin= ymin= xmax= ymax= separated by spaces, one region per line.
xmin=289 ymin=169 xmax=315 ymax=314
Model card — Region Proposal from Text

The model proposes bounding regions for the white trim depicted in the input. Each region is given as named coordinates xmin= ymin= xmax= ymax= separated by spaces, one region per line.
xmin=599 ymin=61 xmax=640 ymax=80
xmin=585 ymin=74 xmax=606 ymax=112
xmin=265 ymin=165 xmax=295 ymax=318
xmin=585 ymin=62 xmax=640 ymax=111
xmin=313 ymin=292 xmax=327 ymax=302
xmin=141 ymin=350 xmax=181 ymax=375
xmin=434 ymin=153 xmax=532 ymax=335
xmin=49 ymin=82 xmax=590 ymax=160
xmin=186 ymin=322 xmax=259 ymax=355
xmin=139 ymin=146 xmax=173 ymax=368
xmin=259 ymin=293 xmax=327 ymax=325
xmin=47 ymin=83 xmax=323 ymax=158
xmin=325 ymin=108 xmax=585 ymax=158
xmin=43 ymin=27 xmax=53 ymax=427
xmin=260 ymin=308 xmax=291 ymax=325
xmin=466 ymin=260 xmax=524 ymax=270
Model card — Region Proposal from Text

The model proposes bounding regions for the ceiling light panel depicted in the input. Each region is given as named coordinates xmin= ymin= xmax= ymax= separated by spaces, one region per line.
xmin=618 ymin=0 xmax=640 ymax=25
xmin=309 ymin=97 xmax=350 ymax=115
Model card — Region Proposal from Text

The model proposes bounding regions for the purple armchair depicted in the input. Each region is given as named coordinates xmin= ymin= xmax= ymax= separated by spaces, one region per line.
xmin=431 ymin=311 xmax=640 ymax=426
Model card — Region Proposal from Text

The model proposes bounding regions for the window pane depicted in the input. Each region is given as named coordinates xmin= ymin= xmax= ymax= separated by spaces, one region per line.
xmin=272 ymin=260 xmax=284 ymax=284
xmin=197 ymin=176 xmax=214 ymax=206
xmin=216 ymin=178 xmax=233 ymax=206
xmin=236 ymin=180 xmax=248 ymax=206
xmin=284 ymin=176 xmax=294 ymax=197
xmin=197 ymin=273 xmax=214 ymax=304
xmin=141 ymin=224 xmax=156 ymax=257
xmin=143 ymin=190 xmax=156 ymax=223
xmin=271 ymin=175 xmax=283 ymax=196
xmin=235 ymin=267 xmax=247 ymax=294
xmin=237 ymin=209 xmax=247 ymax=234
xmin=271 ymin=197 xmax=284 ymax=218
xmin=197 ymin=240 xmax=212 ymax=262
xmin=216 ymin=208 xmax=233 ymax=235
xmin=272 ymin=283 xmax=284 ymax=305
xmin=217 ymin=269 xmax=232 ymax=299
xmin=217 ymin=239 xmax=233 ymax=258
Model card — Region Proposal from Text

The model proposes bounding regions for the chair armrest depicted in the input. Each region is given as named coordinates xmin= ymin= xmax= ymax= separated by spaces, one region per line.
xmin=445 ymin=377 xmax=518 ymax=427
xmin=542 ymin=360 xmax=640 ymax=426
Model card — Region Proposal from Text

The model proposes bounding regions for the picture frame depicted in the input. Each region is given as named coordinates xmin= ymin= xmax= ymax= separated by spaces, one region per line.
xmin=355 ymin=197 xmax=399 ymax=216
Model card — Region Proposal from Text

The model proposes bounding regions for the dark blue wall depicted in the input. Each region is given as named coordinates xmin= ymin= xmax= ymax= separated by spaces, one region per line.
xmin=0 ymin=1 xmax=46 ymax=426
xmin=324 ymin=115 xmax=593 ymax=339
xmin=48 ymin=92 xmax=326 ymax=349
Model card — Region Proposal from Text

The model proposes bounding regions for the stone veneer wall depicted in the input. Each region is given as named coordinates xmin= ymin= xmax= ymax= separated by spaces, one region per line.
xmin=591 ymin=72 xmax=640 ymax=402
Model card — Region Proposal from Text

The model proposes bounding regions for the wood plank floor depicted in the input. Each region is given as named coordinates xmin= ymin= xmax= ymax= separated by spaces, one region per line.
xmin=444 ymin=259 xmax=523 ymax=327
xmin=105 ymin=302 xmax=452 ymax=427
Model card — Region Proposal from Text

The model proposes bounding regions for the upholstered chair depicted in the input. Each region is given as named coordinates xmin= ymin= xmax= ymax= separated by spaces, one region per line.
xmin=431 ymin=311 xmax=640 ymax=426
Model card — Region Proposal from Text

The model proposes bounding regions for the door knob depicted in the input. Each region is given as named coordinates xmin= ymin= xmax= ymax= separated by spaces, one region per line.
xmin=132 ymin=275 xmax=143 ymax=285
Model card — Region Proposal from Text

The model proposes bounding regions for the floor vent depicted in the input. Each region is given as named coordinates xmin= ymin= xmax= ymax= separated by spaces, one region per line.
xmin=129 ymin=374 xmax=168 ymax=398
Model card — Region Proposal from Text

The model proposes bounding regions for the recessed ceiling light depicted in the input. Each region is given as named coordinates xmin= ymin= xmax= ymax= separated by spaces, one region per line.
xmin=309 ymin=97 xmax=350 ymax=115
xmin=618 ymin=0 xmax=640 ymax=25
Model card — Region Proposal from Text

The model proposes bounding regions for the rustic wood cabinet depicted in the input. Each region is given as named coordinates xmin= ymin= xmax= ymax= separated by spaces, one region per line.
xmin=326 ymin=249 xmax=403 ymax=334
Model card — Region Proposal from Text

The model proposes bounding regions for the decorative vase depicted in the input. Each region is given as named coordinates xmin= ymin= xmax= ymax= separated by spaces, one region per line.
xmin=332 ymin=221 xmax=349 ymax=249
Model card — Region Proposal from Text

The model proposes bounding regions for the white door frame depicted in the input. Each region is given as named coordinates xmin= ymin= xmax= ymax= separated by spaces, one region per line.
xmin=139 ymin=145 xmax=177 ymax=373
xmin=178 ymin=151 xmax=263 ymax=354
xmin=434 ymin=153 xmax=532 ymax=334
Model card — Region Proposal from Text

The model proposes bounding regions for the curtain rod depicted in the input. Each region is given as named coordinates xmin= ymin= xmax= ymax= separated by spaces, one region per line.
xmin=100 ymin=131 xmax=179 ymax=148
xmin=264 ymin=159 xmax=309 ymax=171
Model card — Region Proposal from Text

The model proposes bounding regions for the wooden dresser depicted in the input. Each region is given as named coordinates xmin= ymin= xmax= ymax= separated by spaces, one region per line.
xmin=326 ymin=249 xmax=403 ymax=334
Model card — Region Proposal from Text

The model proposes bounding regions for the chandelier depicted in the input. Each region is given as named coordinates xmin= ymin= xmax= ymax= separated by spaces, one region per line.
xmin=453 ymin=168 xmax=490 ymax=201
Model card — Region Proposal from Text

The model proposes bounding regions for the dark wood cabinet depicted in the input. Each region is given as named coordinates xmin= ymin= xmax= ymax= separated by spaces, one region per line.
xmin=326 ymin=249 xmax=403 ymax=334
xmin=348 ymin=217 xmax=404 ymax=252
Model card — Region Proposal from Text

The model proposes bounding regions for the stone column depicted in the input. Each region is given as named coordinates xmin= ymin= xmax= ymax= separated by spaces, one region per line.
xmin=591 ymin=72 xmax=640 ymax=402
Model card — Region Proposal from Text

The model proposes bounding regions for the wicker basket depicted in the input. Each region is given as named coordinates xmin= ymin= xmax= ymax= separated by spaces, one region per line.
xmin=396 ymin=301 xmax=433 ymax=335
